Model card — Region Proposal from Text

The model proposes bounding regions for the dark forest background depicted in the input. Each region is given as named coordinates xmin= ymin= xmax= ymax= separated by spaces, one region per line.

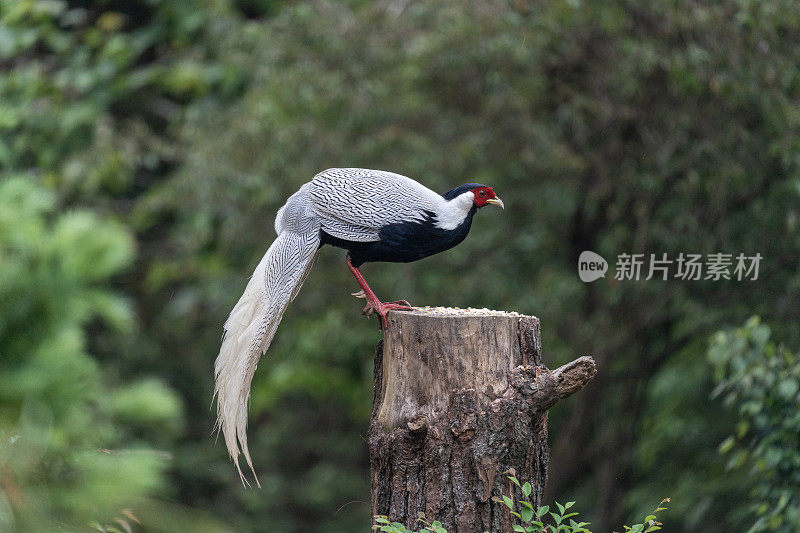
xmin=2 ymin=0 xmax=799 ymax=531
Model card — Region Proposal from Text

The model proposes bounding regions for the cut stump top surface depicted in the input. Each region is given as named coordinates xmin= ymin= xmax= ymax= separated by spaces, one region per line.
xmin=400 ymin=306 xmax=526 ymax=318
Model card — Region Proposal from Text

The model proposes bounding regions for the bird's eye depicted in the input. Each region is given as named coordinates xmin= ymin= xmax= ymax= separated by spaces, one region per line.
xmin=479 ymin=190 xmax=486 ymax=197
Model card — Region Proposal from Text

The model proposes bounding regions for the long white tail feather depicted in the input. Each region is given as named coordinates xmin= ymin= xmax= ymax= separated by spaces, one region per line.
xmin=214 ymin=222 xmax=319 ymax=487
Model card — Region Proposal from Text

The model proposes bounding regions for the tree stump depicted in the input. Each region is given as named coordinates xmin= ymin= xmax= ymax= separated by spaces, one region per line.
xmin=369 ymin=307 xmax=596 ymax=533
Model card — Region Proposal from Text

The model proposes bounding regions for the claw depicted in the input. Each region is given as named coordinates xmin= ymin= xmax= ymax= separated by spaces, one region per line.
xmin=352 ymin=290 xmax=366 ymax=299
xmin=361 ymin=301 xmax=414 ymax=329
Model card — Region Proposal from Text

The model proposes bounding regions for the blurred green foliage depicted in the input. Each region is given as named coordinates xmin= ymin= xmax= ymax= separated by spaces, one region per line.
xmin=1 ymin=0 xmax=799 ymax=531
xmin=0 ymin=178 xmax=225 ymax=531
xmin=710 ymin=318 xmax=800 ymax=533
xmin=0 ymin=176 xmax=149 ymax=529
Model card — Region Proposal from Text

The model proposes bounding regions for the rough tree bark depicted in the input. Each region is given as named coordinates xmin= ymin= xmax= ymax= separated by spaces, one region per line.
xmin=369 ymin=308 xmax=596 ymax=533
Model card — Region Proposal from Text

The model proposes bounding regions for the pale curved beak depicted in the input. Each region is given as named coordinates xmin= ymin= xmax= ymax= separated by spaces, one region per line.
xmin=486 ymin=197 xmax=505 ymax=209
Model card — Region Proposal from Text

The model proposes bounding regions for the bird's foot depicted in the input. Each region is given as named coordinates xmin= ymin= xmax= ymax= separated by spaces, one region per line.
xmin=361 ymin=299 xmax=414 ymax=329
xmin=345 ymin=260 xmax=413 ymax=328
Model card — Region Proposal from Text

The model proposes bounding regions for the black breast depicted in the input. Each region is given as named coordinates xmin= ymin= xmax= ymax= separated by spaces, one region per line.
xmin=320 ymin=208 xmax=477 ymax=267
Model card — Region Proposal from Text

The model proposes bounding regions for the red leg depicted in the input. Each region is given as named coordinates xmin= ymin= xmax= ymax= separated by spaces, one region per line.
xmin=346 ymin=258 xmax=413 ymax=329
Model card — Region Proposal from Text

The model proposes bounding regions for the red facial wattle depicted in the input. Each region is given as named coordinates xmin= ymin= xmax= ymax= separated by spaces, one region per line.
xmin=470 ymin=186 xmax=504 ymax=209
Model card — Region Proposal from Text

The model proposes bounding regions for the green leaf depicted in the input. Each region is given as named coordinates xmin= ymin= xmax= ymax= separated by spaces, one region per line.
xmin=522 ymin=482 xmax=532 ymax=497
xmin=718 ymin=436 xmax=735 ymax=454
xmin=777 ymin=378 xmax=798 ymax=399
xmin=521 ymin=507 xmax=533 ymax=522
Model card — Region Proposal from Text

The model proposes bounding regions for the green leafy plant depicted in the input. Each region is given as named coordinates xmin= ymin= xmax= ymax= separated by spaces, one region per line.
xmin=374 ymin=514 xmax=450 ymax=533
xmin=372 ymin=472 xmax=669 ymax=533
xmin=495 ymin=470 xmax=589 ymax=533
xmin=619 ymin=499 xmax=670 ymax=533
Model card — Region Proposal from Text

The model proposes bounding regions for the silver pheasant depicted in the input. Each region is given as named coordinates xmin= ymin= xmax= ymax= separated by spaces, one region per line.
xmin=214 ymin=168 xmax=504 ymax=485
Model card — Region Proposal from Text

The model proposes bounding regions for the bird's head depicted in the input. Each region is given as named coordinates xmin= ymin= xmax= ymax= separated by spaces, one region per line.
xmin=442 ymin=183 xmax=504 ymax=210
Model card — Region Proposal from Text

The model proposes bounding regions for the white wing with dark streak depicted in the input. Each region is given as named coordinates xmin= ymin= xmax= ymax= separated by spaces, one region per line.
xmin=309 ymin=168 xmax=444 ymax=242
